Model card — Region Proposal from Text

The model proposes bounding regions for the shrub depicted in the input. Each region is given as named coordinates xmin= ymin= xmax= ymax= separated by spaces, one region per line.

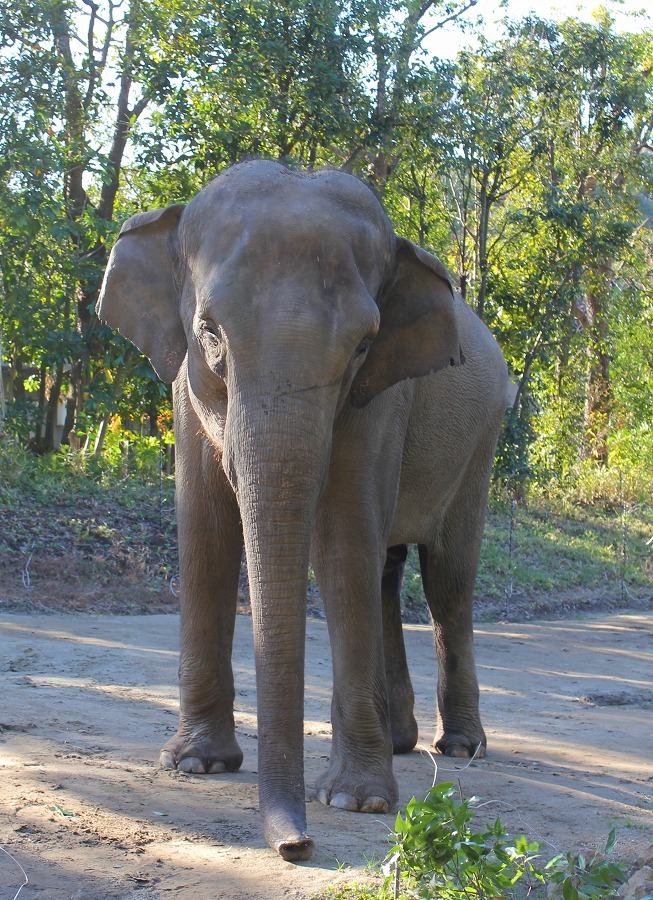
xmin=383 ymin=782 xmax=626 ymax=900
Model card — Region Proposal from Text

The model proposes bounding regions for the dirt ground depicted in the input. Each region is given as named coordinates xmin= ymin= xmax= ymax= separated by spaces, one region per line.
xmin=0 ymin=609 xmax=652 ymax=899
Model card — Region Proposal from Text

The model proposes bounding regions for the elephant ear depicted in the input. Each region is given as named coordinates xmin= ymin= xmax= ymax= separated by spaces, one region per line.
xmin=96 ymin=204 xmax=187 ymax=383
xmin=350 ymin=237 xmax=463 ymax=408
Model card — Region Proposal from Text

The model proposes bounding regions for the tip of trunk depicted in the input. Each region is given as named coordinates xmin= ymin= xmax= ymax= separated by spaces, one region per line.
xmin=262 ymin=798 xmax=313 ymax=861
xmin=276 ymin=836 xmax=314 ymax=862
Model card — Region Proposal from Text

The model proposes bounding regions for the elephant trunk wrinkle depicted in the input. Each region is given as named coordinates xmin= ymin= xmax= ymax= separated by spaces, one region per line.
xmin=272 ymin=375 xmax=342 ymax=399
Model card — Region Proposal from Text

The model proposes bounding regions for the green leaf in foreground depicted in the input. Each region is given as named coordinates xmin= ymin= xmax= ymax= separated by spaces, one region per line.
xmin=384 ymin=783 xmax=626 ymax=899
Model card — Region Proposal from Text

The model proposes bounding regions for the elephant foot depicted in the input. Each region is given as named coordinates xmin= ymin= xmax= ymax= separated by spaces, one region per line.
xmin=434 ymin=729 xmax=486 ymax=759
xmin=160 ymin=729 xmax=243 ymax=774
xmin=391 ymin=711 xmax=419 ymax=755
xmin=315 ymin=768 xmax=398 ymax=814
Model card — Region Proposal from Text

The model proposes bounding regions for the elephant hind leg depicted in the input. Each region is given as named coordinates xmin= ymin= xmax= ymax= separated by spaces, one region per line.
xmin=418 ymin=437 xmax=497 ymax=760
xmin=419 ymin=538 xmax=486 ymax=759
xmin=382 ymin=544 xmax=419 ymax=754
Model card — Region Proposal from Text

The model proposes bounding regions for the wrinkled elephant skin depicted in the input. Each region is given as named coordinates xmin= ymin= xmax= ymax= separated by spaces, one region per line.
xmin=96 ymin=160 xmax=510 ymax=860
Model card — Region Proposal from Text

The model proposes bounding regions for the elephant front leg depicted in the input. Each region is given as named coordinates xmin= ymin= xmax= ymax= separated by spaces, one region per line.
xmin=312 ymin=535 xmax=398 ymax=814
xmin=160 ymin=439 xmax=245 ymax=776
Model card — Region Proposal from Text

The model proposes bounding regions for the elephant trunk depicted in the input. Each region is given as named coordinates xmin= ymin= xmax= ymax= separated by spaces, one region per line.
xmin=224 ymin=386 xmax=334 ymax=861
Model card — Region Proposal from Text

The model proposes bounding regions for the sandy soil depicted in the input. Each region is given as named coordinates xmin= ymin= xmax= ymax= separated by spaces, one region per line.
xmin=0 ymin=610 xmax=651 ymax=899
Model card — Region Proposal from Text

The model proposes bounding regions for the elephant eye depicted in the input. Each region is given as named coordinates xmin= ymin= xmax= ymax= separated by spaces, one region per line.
xmin=355 ymin=337 xmax=373 ymax=357
xmin=201 ymin=319 xmax=221 ymax=340
xmin=197 ymin=319 xmax=227 ymax=378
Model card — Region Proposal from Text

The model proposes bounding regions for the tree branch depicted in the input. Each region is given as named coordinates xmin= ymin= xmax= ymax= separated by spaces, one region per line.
xmin=421 ymin=0 xmax=478 ymax=41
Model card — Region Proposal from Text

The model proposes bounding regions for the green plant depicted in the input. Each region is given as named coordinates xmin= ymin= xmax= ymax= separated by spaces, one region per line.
xmin=313 ymin=885 xmax=381 ymax=899
xmin=544 ymin=830 xmax=627 ymax=900
xmin=383 ymin=783 xmax=627 ymax=900
xmin=385 ymin=781 xmax=542 ymax=898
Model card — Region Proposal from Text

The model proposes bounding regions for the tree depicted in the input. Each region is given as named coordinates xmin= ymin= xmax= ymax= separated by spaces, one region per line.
xmin=0 ymin=0 xmax=177 ymax=450
xmin=529 ymin=12 xmax=653 ymax=466
xmin=405 ymin=14 xmax=653 ymax=485
xmin=134 ymin=0 xmax=368 ymax=176
xmin=424 ymin=29 xmax=548 ymax=318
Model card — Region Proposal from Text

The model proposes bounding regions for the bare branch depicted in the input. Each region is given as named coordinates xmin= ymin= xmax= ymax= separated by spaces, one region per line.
xmin=99 ymin=0 xmax=117 ymax=72
xmin=421 ymin=0 xmax=478 ymax=41
xmin=1 ymin=28 xmax=45 ymax=52
xmin=83 ymin=1 xmax=99 ymax=109
xmin=129 ymin=92 xmax=151 ymax=121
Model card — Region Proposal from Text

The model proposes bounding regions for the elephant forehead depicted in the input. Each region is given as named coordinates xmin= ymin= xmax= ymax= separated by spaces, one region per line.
xmin=188 ymin=209 xmax=388 ymax=300
xmin=182 ymin=168 xmax=393 ymax=262
xmin=200 ymin=159 xmax=387 ymax=219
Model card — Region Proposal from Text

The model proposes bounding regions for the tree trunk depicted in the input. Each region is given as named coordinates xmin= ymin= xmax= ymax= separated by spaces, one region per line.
xmin=476 ymin=176 xmax=490 ymax=321
xmin=42 ymin=363 xmax=65 ymax=453
xmin=93 ymin=366 xmax=125 ymax=456
xmin=93 ymin=413 xmax=111 ymax=456
xmin=583 ymin=277 xmax=613 ymax=465
xmin=43 ymin=4 xmax=150 ymax=447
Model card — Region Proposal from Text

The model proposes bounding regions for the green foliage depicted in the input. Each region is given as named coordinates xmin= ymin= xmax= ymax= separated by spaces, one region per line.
xmin=0 ymin=0 xmax=651 ymax=505
xmin=383 ymin=784 xmax=625 ymax=900
xmin=0 ymin=430 xmax=171 ymax=508
xmin=385 ymin=782 xmax=543 ymax=898
xmin=313 ymin=884 xmax=381 ymax=899
xmin=544 ymin=831 xmax=627 ymax=900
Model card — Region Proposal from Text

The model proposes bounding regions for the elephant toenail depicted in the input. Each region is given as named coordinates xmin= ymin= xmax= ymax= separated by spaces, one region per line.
xmin=208 ymin=760 xmax=227 ymax=774
xmin=329 ymin=792 xmax=358 ymax=811
xmin=317 ymin=789 xmax=329 ymax=806
xmin=448 ymin=745 xmax=471 ymax=758
xmin=360 ymin=796 xmax=389 ymax=813
xmin=178 ymin=756 xmax=206 ymax=774
xmin=159 ymin=751 xmax=175 ymax=769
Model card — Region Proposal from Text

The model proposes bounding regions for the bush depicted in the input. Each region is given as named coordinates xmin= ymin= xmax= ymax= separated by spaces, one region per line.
xmin=382 ymin=782 xmax=626 ymax=900
xmin=384 ymin=782 xmax=543 ymax=898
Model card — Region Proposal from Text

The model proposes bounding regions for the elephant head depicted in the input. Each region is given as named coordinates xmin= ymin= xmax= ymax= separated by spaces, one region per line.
xmin=96 ymin=160 xmax=462 ymax=858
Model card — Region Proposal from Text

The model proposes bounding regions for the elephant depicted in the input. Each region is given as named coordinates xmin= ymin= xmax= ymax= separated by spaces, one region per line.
xmin=96 ymin=159 xmax=510 ymax=862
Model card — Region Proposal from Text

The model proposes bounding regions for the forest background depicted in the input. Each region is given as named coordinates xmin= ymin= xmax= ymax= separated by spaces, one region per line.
xmin=1 ymin=0 xmax=652 ymax=614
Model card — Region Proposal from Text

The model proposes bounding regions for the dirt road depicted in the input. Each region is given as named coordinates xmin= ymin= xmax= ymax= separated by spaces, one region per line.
xmin=1 ymin=611 xmax=651 ymax=898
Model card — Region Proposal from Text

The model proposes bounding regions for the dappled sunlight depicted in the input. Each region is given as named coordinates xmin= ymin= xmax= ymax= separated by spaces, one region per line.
xmin=402 ymin=623 xmax=432 ymax=634
xmin=484 ymin=726 xmax=651 ymax=778
xmin=477 ymin=663 xmax=651 ymax=690
xmin=474 ymin=627 xmax=538 ymax=640
xmin=593 ymin=644 xmax=653 ymax=663
xmin=0 ymin=619 xmax=178 ymax=658
xmin=475 ymin=682 xmax=527 ymax=698
xmin=1 ymin=708 xmax=346 ymax=895
xmin=1 ymin=747 xmax=308 ymax=895
xmin=404 ymin=612 xmax=652 ymax=850
xmin=18 ymin=673 xmax=178 ymax=708
xmin=1 ymin=610 xmax=651 ymax=896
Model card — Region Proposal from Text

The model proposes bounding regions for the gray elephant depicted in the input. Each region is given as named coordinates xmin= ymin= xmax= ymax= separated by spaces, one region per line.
xmin=97 ymin=160 xmax=509 ymax=861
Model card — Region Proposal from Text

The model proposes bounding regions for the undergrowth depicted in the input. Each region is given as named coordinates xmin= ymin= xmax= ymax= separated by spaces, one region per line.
xmin=314 ymin=783 xmax=627 ymax=900
xmin=0 ymin=436 xmax=178 ymax=611
xmin=401 ymin=490 xmax=653 ymax=622
xmin=0 ymin=436 xmax=651 ymax=620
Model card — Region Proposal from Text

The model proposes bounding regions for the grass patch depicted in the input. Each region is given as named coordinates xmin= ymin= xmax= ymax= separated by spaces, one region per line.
xmin=401 ymin=498 xmax=653 ymax=622
xmin=1 ymin=437 xmax=651 ymax=620
xmin=0 ymin=438 xmax=179 ymax=613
